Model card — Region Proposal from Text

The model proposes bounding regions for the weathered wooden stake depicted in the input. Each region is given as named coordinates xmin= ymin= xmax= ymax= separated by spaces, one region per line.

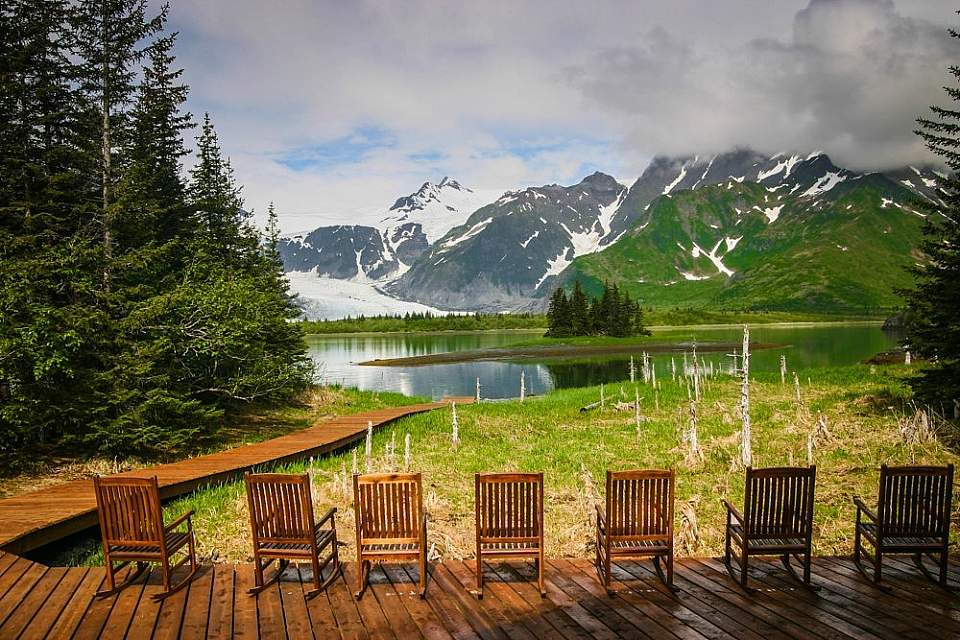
xmin=905 ymin=350 xmax=912 ymax=365
xmin=655 ymin=388 xmax=660 ymax=411
xmin=740 ymin=324 xmax=752 ymax=467
xmin=520 ymin=369 xmax=526 ymax=402
xmin=629 ymin=356 xmax=636 ymax=383
xmin=404 ymin=433 xmax=411 ymax=471
xmin=451 ymin=402 xmax=459 ymax=448
xmin=793 ymin=371 xmax=802 ymax=405
xmin=671 ymin=357 xmax=677 ymax=381
xmin=365 ymin=422 xmax=373 ymax=473
xmin=476 ymin=377 xmax=481 ymax=402
xmin=780 ymin=355 xmax=787 ymax=385
xmin=600 ymin=383 xmax=605 ymax=410
xmin=806 ymin=433 xmax=814 ymax=466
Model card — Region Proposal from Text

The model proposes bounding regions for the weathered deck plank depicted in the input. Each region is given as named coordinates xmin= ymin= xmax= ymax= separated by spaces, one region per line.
xmin=0 ymin=553 xmax=954 ymax=638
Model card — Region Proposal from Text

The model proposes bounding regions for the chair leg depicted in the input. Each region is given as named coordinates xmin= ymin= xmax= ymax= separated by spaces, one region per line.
xmin=940 ymin=549 xmax=950 ymax=588
xmin=419 ymin=550 xmax=427 ymax=599
xmin=354 ymin=558 xmax=370 ymax=600
xmin=152 ymin=555 xmax=198 ymax=602
xmin=306 ymin=553 xmax=322 ymax=599
xmin=476 ymin=555 xmax=483 ymax=600
xmin=873 ymin=549 xmax=883 ymax=586
xmin=667 ymin=552 xmax=675 ymax=590
xmin=740 ymin=547 xmax=749 ymax=590
xmin=249 ymin=559 xmax=287 ymax=597
xmin=603 ymin=546 xmax=612 ymax=596
xmin=96 ymin=560 xmax=149 ymax=599
xmin=538 ymin=549 xmax=546 ymax=598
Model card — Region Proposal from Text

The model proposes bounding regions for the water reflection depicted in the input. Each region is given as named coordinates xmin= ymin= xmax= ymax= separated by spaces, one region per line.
xmin=305 ymin=324 xmax=897 ymax=401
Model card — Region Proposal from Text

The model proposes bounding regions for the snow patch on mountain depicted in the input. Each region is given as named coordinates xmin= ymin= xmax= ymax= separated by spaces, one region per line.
xmin=286 ymin=270 xmax=445 ymax=320
xmin=663 ymin=163 xmax=689 ymax=194
xmin=802 ymin=171 xmax=846 ymax=198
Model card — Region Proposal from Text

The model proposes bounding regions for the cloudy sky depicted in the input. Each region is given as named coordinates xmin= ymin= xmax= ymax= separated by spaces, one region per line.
xmin=163 ymin=0 xmax=959 ymax=231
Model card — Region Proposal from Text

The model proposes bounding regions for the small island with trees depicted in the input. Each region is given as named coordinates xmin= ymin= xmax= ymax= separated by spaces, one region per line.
xmin=545 ymin=280 xmax=651 ymax=338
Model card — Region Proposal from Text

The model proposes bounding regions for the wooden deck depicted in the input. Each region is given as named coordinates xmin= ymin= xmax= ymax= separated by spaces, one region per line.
xmin=0 ymin=399 xmax=473 ymax=554
xmin=0 ymin=551 xmax=957 ymax=638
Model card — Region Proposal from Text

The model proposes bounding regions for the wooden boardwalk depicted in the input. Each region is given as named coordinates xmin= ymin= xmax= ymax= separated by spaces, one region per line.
xmin=0 ymin=551 xmax=956 ymax=638
xmin=0 ymin=399 xmax=472 ymax=554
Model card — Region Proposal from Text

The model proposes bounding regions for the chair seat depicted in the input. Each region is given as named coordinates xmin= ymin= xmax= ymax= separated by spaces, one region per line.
xmin=607 ymin=538 xmax=670 ymax=553
xmin=858 ymin=523 xmax=946 ymax=549
xmin=361 ymin=542 xmax=421 ymax=554
xmin=111 ymin=531 xmax=189 ymax=556
xmin=479 ymin=541 xmax=541 ymax=552
xmin=729 ymin=524 xmax=806 ymax=550
xmin=256 ymin=527 xmax=334 ymax=554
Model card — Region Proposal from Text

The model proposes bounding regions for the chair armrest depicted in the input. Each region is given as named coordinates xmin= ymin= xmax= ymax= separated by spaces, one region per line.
xmin=595 ymin=504 xmax=607 ymax=534
xmin=164 ymin=509 xmax=195 ymax=532
xmin=853 ymin=496 xmax=878 ymax=523
xmin=316 ymin=507 xmax=337 ymax=528
xmin=723 ymin=500 xmax=744 ymax=525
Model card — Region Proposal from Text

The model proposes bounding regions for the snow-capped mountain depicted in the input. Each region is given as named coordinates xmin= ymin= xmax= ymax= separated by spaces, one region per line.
xmin=279 ymin=149 xmax=946 ymax=318
xmin=278 ymin=177 xmax=489 ymax=283
xmin=387 ymin=172 xmax=627 ymax=310
xmin=390 ymin=149 xmax=944 ymax=312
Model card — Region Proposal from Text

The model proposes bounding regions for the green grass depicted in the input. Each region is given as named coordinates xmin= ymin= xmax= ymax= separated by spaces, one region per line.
xmin=64 ymin=363 xmax=959 ymax=566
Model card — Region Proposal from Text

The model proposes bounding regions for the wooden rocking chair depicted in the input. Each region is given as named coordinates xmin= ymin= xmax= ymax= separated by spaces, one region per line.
xmin=853 ymin=464 xmax=954 ymax=589
xmin=245 ymin=472 xmax=341 ymax=598
xmin=596 ymin=469 xmax=675 ymax=594
xmin=724 ymin=466 xmax=817 ymax=591
xmin=93 ymin=475 xmax=198 ymax=600
xmin=353 ymin=472 xmax=427 ymax=599
xmin=475 ymin=472 xmax=545 ymax=599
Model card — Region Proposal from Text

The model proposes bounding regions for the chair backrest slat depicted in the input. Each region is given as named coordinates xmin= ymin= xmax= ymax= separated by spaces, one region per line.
xmin=476 ymin=473 xmax=543 ymax=541
xmin=245 ymin=473 xmax=315 ymax=544
xmin=94 ymin=476 xmax=164 ymax=546
xmin=606 ymin=469 xmax=674 ymax=539
xmin=878 ymin=465 xmax=953 ymax=538
xmin=354 ymin=472 xmax=422 ymax=542
xmin=743 ymin=466 xmax=816 ymax=539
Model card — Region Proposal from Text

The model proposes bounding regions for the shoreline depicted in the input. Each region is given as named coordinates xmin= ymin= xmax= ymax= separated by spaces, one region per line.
xmin=307 ymin=319 xmax=884 ymax=339
xmin=358 ymin=340 xmax=784 ymax=367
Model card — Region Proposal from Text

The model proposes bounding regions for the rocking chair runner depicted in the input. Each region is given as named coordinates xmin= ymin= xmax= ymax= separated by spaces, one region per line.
xmin=596 ymin=469 xmax=675 ymax=594
xmin=245 ymin=472 xmax=341 ymax=598
xmin=475 ymin=472 xmax=545 ymax=599
xmin=724 ymin=466 xmax=817 ymax=590
xmin=93 ymin=475 xmax=198 ymax=600
xmin=353 ymin=472 xmax=427 ymax=599
xmin=853 ymin=464 xmax=954 ymax=589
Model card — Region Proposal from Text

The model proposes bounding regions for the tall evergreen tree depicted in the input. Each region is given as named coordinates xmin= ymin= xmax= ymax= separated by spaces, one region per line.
xmin=569 ymin=280 xmax=590 ymax=336
xmin=73 ymin=0 xmax=164 ymax=284
xmin=115 ymin=32 xmax=192 ymax=250
xmin=0 ymin=0 xmax=107 ymax=464
xmin=546 ymin=288 xmax=572 ymax=337
xmin=905 ymin=21 xmax=960 ymax=404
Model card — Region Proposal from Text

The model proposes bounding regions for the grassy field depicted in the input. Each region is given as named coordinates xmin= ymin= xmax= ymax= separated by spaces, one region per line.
xmin=66 ymin=362 xmax=958 ymax=566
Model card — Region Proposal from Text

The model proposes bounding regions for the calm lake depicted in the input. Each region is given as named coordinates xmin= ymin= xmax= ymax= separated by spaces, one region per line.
xmin=305 ymin=323 xmax=898 ymax=400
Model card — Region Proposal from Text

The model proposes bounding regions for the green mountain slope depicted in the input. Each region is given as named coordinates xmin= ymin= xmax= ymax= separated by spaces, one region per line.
xmin=562 ymin=174 xmax=929 ymax=312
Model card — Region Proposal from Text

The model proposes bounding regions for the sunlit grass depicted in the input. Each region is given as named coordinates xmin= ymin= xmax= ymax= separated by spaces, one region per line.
xmin=70 ymin=364 xmax=958 ymax=566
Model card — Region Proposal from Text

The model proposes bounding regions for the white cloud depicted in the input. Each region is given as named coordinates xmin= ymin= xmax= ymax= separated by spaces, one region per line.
xmin=162 ymin=0 xmax=959 ymax=231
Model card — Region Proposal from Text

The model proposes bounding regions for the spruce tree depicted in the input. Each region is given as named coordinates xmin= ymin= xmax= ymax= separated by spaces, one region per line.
xmin=0 ymin=0 xmax=107 ymax=464
xmin=546 ymin=288 xmax=572 ymax=337
xmin=569 ymin=280 xmax=590 ymax=336
xmin=905 ymin=22 xmax=960 ymax=404
xmin=73 ymin=0 xmax=164 ymax=286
